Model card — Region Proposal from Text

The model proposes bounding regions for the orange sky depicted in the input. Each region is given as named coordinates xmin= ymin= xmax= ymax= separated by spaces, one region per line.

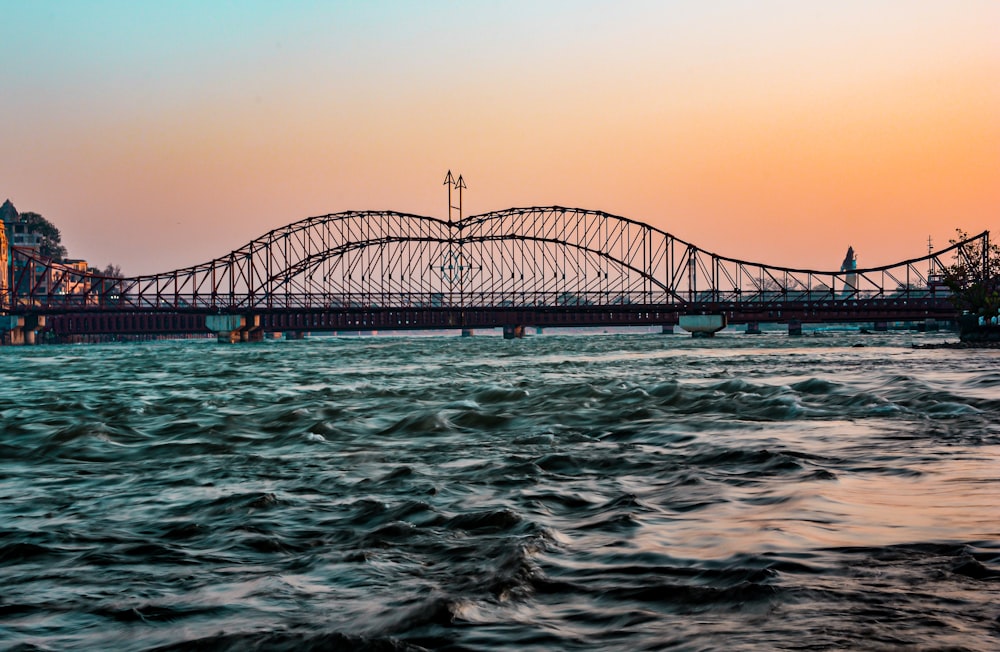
xmin=2 ymin=1 xmax=998 ymax=275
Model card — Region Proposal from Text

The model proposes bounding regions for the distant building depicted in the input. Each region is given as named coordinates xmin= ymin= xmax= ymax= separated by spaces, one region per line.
xmin=0 ymin=214 xmax=7 ymax=301
xmin=9 ymin=222 xmax=41 ymax=249
xmin=0 ymin=198 xmax=17 ymax=225
xmin=56 ymin=259 xmax=92 ymax=297
xmin=1 ymin=199 xmax=13 ymax=300
xmin=3 ymin=199 xmax=39 ymax=294
xmin=1 ymin=199 xmax=89 ymax=298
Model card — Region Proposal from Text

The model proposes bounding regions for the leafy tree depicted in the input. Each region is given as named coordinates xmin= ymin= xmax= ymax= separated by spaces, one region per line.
xmin=17 ymin=211 xmax=67 ymax=261
xmin=87 ymin=264 xmax=124 ymax=280
xmin=102 ymin=264 xmax=123 ymax=278
xmin=942 ymin=229 xmax=1000 ymax=317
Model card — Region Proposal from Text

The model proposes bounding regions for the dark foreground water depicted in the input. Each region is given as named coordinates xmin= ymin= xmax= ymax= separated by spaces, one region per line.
xmin=1 ymin=331 xmax=998 ymax=651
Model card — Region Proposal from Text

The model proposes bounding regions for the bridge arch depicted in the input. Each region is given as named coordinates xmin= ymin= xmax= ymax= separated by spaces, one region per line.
xmin=3 ymin=206 xmax=990 ymax=315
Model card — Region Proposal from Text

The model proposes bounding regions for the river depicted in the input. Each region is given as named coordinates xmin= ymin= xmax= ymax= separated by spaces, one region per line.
xmin=1 ymin=330 xmax=998 ymax=650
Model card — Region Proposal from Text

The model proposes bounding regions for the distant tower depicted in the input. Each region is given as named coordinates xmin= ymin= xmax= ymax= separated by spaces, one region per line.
xmin=0 ymin=215 xmax=8 ymax=302
xmin=0 ymin=199 xmax=13 ymax=302
xmin=840 ymin=246 xmax=857 ymax=294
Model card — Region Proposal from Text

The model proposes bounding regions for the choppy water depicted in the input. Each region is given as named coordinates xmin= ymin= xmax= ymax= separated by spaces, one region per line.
xmin=1 ymin=331 xmax=999 ymax=651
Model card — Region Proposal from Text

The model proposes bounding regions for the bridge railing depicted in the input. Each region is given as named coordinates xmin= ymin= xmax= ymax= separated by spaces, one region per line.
xmin=6 ymin=287 xmax=955 ymax=313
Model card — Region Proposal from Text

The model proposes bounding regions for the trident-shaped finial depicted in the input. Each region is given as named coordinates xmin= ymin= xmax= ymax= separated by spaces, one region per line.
xmin=444 ymin=170 xmax=467 ymax=223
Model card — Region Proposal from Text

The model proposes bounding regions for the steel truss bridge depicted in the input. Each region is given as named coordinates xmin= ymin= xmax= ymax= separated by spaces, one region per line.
xmin=2 ymin=206 xmax=989 ymax=340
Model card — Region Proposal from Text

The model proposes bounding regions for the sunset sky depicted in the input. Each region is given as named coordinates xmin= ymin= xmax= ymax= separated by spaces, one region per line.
xmin=2 ymin=1 xmax=998 ymax=275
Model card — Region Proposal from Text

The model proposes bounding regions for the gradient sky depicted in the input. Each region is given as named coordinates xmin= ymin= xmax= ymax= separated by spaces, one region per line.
xmin=2 ymin=1 xmax=998 ymax=275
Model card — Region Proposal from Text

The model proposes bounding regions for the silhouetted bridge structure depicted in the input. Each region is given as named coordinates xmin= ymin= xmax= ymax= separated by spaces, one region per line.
xmin=2 ymin=206 xmax=988 ymax=343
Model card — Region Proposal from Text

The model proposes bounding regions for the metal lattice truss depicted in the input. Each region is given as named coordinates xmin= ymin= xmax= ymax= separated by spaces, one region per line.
xmin=3 ymin=207 xmax=990 ymax=313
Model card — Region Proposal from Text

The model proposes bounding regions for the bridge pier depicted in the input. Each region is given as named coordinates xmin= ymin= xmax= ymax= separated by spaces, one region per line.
xmin=206 ymin=314 xmax=246 ymax=344
xmin=503 ymin=324 xmax=525 ymax=340
xmin=0 ymin=315 xmax=42 ymax=345
xmin=13 ymin=316 xmax=45 ymax=345
xmin=24 ymin=316 xmax=39 ymax=345
xmin=239 ymin=315 xmax=263 ymax=342
xmin=745 ymin=322 xmax=762 ymax=335
xmin=461 ymin=328 xmax=474 ymax=337
xmin=1 ymin=316 xmax=25 ymax=345
xmin=874 ymin=321 xmax=889 ymax=332
xmin=679 ymin=315 xmax=726 ymax=338
xmin=787 ymin=320 xmax=802 ymax=336
xmin=660 ymin=324 xmax=675 ymax=335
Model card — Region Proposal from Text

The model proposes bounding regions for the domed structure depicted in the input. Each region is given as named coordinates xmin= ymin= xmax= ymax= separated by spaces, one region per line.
xmin=0 ymin=198 xmax=17 ymax=225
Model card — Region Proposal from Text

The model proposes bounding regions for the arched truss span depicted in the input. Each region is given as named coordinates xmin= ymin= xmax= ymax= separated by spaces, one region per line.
xmin=4 ymin=206 xmax=990 ymax=313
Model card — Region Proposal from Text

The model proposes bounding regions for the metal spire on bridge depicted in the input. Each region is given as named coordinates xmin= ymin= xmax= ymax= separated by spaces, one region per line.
xmin=444 ymin=170 xmax=466 ymax=224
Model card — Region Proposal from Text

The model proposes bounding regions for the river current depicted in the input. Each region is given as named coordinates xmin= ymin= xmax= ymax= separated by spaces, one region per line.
xmin=1 ymin=330 xmax=998 ymax=651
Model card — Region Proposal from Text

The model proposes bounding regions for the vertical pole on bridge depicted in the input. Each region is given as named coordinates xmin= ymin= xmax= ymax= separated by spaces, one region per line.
xmin=445 ymin=171 xmax=469 ymax=334
xmin=444 ymin=170 xmax=455 ymax=224
xmin=455 ymin=174 xmax=465 ymax=221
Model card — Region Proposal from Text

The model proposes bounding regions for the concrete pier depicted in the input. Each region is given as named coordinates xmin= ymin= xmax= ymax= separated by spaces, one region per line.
xmin=661 ymin=324 xmax=675 ymax=335
xmin=240 ymin=315 xmax=263 ymax=342
xmin=503 ymin=324 xmax=525 ymax=339
xmin=679 ymin=314 xmax=726 ymax=338
xmin=788 ymin=319 xmax=803 ymax=336
xmin=745 ymin=322 xmax=762 ymax=335
xmin=206 ymin=314 xmax=246 ymax=343
xmin=1 ymin=316 xmax=25 ymax=345
xmin=1 ymin=315 xmax=46 ymax=345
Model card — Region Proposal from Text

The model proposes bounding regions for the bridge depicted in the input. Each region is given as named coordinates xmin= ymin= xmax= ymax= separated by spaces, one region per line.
xmin=1 ymin=204 xmax=990 ymax=343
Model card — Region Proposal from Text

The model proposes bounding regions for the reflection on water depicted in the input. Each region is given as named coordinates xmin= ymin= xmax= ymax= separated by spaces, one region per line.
xmin=1 ymin=331 xmax=998 ymax=651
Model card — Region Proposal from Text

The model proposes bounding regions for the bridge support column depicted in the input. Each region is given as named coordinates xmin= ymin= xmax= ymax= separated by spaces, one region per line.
xmin=239 ymin=315 xmax=263 ymax=342
xmin=660 ymin=324 xmax=675 ymax=335
xmin=23 ymin=316 xmax=45 ymax=345
xmin=206 ymin=315 xmax=246 ymax=344
xmin=284 ymin=331 xmax=305 ymax=340
xmin=679 ymin=314 xmax=726 ymax=338
xmin=461 ymin=328 xmax=474 ymax=338
xmin=925 ymin=318 xmax=939 ymax=332
xmin=787 ymin=320 xmax=802 ymax=336
xmin=745 ymin=322 xmax=762 ymax=335
xmin=1 ymin=316 xmax=25 ymax=345
xmin=503 ymin=325 xmax=525 ymax=340
xmin=874 ymin=321 xmax=889 ymax=332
